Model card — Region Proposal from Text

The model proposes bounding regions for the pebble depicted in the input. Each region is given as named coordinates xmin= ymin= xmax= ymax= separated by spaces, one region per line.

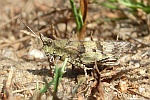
xmin=138 ymin=86 xmax=145 ymax=93
xmin=29 ymin=49 xmax=45 ymax=59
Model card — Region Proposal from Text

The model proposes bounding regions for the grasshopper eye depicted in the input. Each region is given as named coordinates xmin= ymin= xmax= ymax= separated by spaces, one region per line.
xmin=43 ymin=40 xmax=52 ymax=46
xmin=47 ymin=40 xmax=52 ymax=46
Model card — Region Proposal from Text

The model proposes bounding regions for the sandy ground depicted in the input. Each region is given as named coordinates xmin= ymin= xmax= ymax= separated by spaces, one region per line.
xmin=0 ymin=0 xmax=150 ymax=100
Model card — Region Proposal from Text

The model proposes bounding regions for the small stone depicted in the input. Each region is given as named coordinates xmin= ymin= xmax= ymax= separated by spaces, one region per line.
xmin=138 ymin=86 xmax=145 ymax=93
xmin=29 ymin=49 xmax=45 ymax=59
xmin=57 ymin=23 xmax=66 ymax=32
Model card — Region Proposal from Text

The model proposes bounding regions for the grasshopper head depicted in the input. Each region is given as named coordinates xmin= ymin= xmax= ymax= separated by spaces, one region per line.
xmin=39 ymin=34 xmax=54 ymax=57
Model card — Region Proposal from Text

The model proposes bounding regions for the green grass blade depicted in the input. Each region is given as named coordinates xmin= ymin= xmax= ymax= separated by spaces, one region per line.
xmin=60 ymin=58 xmax=68 ymax=77
xmin=101 ymin=2 xmax=118 ymax=9
xmin=53 ymin=65 xmax=59 ymax=93
xmin=54 ymin=58 xmax=68 ymax=93
xmin=69 ymin=0 xmax=81 ymax=32
xmin=40 ymin=79 xmax=54 ymax=93
xmin=77 ymin=9 xmax=84 ymax=30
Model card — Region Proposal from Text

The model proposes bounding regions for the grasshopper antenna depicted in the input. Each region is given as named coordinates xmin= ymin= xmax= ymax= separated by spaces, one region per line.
xmin=19 ymin=17 xmax=40 ymax=39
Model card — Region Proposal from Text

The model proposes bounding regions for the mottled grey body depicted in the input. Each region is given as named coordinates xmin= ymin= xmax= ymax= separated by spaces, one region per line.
xmin=42 ymin=36 xmax=131 ymax=66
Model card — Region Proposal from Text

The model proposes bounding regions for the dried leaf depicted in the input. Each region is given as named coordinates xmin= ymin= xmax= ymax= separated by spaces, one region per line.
xmin=78 ymin=0 xmax=88 ymax=40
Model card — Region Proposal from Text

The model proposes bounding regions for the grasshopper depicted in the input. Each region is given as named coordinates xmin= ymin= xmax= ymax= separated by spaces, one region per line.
xmin=19 ymin=18 xmax=131 ymax=67
xmin=40 ymin=34 xmax=131 ymax=67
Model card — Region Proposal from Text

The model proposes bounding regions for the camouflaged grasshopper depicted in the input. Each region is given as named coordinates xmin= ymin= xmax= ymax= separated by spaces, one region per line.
xmin=19 ymin=18 xmax=131 ymax=67
xmin=40 ymin=34 xmax=131 ymax=67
